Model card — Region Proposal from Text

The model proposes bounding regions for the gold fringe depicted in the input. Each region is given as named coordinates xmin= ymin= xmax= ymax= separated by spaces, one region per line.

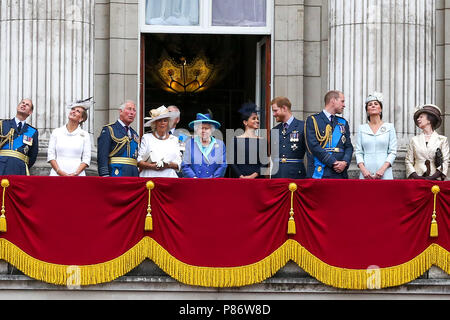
xmin=0 ymin=238 xmax=449 ymax=289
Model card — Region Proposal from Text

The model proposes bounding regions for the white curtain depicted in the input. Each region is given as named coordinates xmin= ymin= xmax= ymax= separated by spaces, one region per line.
xmin=146 ymin=0 xmax=199 ymax=26
xmin=212 ymin=0 xmax=266 ymax=27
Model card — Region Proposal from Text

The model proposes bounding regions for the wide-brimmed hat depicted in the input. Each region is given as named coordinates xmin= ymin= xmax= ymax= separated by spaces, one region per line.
xmin=144 ymin=105 xmax=180 ymax=127
xmin=188 ymin=113 xmax=221 ymax=129
xmin=414 ymin=104 xmax=442 ymax=129
xmin=67 ymin=97 xmax=94 ymax=110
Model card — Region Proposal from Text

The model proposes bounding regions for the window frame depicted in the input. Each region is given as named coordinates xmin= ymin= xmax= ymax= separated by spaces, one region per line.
xmin=139 ymin=0 xmax=273 ymax=35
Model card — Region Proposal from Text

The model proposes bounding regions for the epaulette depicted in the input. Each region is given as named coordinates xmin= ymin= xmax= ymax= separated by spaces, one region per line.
xmin=102 ymin=122 xmax=116 ymax=128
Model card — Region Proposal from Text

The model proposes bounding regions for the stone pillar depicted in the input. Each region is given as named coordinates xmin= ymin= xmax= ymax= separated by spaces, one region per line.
xmin=328 ymin=0 xmax=435 ymax=149
xmin=0 ymin=0 xmax=95 ymax=175
xmin=273 ymin=1 xmax=304 ymax=119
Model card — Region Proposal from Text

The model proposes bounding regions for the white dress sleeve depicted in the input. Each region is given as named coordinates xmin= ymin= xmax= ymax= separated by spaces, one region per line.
xmin=81 ymin=131 xmax=91 ymax=166
xmin=47 ymin=128 xmax=58 ymax=162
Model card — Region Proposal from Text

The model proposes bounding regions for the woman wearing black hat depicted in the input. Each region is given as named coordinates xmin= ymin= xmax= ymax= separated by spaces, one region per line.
xmin=405 ymin=104 xmax=449 ymax=180
xmin=230 ymin=103 xmax=267 ymax=179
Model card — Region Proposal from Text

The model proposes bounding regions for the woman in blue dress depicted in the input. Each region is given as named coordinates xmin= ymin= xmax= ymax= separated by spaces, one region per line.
xmin=355 ymin=92 xmax=397 ymax=179
xmin=181 ymin=113 xmax=227 ymax=178
xmin=231 ymin=103 xmax=267 ymax=179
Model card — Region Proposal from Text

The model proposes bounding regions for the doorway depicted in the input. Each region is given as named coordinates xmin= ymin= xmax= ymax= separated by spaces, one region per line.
xmin=140 ymin=33 xmax=271 ymax=136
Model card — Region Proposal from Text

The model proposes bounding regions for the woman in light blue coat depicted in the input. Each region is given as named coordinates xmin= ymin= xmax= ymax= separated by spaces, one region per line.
xmin=355 ymin=92 xmax=397 ymax=179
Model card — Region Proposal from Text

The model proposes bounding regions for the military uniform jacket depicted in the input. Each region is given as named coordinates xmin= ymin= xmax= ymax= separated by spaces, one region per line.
xmin=97 ymin=121 xmax=139 ymax=177
xmin=305 ymin=111 xmax=353 ymax=179
xmin=0 ymin=119 xmax=39 ymax=175
xmin=271 ymin=117 xmax=306 ymax=179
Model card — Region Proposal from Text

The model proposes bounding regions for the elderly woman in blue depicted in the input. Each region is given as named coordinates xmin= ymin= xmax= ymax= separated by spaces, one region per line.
xmin=355 ymin=92 xmax=397 ymax=179
xmin=181 ymin=113 xmax=227 ymax=178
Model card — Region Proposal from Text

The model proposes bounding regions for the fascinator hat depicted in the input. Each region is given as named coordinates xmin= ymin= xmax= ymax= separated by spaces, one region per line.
xmin=413 ymin=104 xmax=442 ymax=130
xmin=67 ymin=97 xmax=94 ymax=110
xmin=144 ymin=105 xmax=180 ymax=127
xmin=365 ymin=92 xmax=384 ymax=104
xmin=189 ymin=113 xmax=221 ymax=129
xmin=238 ymin=102 xmax=258 ymax=121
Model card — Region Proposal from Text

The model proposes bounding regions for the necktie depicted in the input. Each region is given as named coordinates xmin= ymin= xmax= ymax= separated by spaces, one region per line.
xmin=283 ymin=122 xmax=288 ymax=130
xmin=17 ymin=122 xmax=22 ymax=132
xmin=124 ymin=126 xmax=130 ymax=137
xmin=330 ymin=115 xmax=335 ymax=124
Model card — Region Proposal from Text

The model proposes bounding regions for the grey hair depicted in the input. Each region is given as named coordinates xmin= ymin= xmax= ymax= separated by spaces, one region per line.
xmin=167 ymin=105 xmax=180 ymax=112
xmin=119 ymin=100 xmax=136 ymax=111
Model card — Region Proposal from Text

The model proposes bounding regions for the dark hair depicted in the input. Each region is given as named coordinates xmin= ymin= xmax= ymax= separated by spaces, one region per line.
xmin=238 ymin=103 xmax=258 ymax=122
xmin=365 ymin=100 xmax=383 ymax=122
xmin=426 ymin=113 xmax=439 ymax=130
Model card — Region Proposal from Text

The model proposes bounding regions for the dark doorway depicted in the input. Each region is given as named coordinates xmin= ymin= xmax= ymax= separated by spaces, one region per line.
xmin=141 ymin=33 xmax=270 ymax=135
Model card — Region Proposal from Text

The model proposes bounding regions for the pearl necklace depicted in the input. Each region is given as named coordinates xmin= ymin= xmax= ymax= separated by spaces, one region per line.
xmin=154 ymin=132 xmax=168 ymax=140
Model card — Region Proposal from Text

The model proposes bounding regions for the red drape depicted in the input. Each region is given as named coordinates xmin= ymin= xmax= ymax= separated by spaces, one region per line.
xmin=0 ymin=176 xmax=448 ymax=288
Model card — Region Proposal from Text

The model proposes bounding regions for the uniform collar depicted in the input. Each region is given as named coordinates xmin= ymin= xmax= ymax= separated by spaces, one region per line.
xmin=284 ymin=115 xmax=294 ymax=127
xmin=322 ymin=110 xmax=333 ymax=122
xmin=14 ymin=117 xmax=26 ymax=127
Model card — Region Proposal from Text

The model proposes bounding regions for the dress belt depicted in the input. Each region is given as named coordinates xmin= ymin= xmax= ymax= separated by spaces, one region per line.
xmin=109 ymin=157 xmax=137 ymax=166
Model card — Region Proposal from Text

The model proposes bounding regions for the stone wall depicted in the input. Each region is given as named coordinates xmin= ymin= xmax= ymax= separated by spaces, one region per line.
xmin=0 ymin=260 xmax=448 ymax=299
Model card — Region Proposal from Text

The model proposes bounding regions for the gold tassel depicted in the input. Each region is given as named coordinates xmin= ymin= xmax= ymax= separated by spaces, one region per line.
xmin=0 ymin=213 xmax=6 ymax=232
xmin=145 ymin=213 xmax=153 ymax=232
xmin=287 ymin=183 xmax=298 ymax=235
xmin=430 ymin=186 xmax=440 ymax=238
xmin=145 ymin=181 xmax=155 ymax=231
xmin=0 ymin=179 xmax=10 ymax=233
xmin=287 ymin=216 xmax=296 ymax=235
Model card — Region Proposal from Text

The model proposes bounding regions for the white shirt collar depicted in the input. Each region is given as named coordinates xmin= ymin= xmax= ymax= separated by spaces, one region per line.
xmin=117 ymin=119 xmax=128 ymax=128
xmin=322 ymin=110 xmax=333 ymax=121
xmin=14 ymin=117 xmax=25 ymax=127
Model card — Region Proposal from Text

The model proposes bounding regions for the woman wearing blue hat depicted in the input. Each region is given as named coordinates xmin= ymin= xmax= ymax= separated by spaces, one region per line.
xmin=181 ymin=113 xmax=227 ymax=178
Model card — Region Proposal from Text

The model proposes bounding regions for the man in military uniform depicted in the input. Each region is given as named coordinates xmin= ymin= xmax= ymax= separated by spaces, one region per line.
xmin=305 ymin=91 xmax=353 ymax=179
xmin=0 ymin=99 xmax=39 ymax=175
xmin=270 ymin=96 xmax=306 ymax=179
xmin=97 ymin=100 xmax=140 ymax=177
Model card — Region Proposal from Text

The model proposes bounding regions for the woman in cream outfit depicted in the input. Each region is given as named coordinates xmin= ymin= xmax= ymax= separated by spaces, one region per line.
xmin=137 ymin=106 xmax=182 ymax=178
xmin=47 ymin=98 xmax=92 ymax=176
xmin=355 ymin=92 xmax=397 ymax=179
xmin=405 ymin=104 xmax=449 ymax=180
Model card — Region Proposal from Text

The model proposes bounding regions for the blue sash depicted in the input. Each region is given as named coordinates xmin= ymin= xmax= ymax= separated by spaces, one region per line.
xmin=312 ymin=117 xmax=345 ymax=179
xmin=2 ymin=125 xmax=36 ymax=151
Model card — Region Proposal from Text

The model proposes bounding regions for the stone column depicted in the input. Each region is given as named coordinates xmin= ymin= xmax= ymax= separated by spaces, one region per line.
xmin=0 ymin=0 xmax=94 ymax=174
xmin=328 ymin=0 xmax=435 ymax=148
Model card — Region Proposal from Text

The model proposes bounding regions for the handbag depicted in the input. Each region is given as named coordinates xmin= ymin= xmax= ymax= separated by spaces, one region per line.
xmin=435 ymin=148 xmax=443 ymax=169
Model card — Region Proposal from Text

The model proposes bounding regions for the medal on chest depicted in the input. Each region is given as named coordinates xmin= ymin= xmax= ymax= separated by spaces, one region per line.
xmin=290 ymin=131 xmax=299 ymax=143
xmin=23 ymin=135 xmax=33 ymax=146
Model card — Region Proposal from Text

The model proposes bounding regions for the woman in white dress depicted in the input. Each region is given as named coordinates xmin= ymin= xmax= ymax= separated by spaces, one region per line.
xmin=47 ymin=98 xmax=92 ymax=176
xmin=137 ymin=106 xmax=182 ymax=178
xmin=355 ymin=92 xmax=397 ymax=179
xmin=405 ymin=104 xmax=449 ymax=180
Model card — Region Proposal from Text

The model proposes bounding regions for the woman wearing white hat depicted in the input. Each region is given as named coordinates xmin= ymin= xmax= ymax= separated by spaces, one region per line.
xmin=47 ymin=98 xmax=92 ymax=176
xmin=355 ymin=92 xmax=398 ymax=179
xmin=405 ymin=104 xmax=449 ymax=180
xmin=137 ymin=106 xmax=182 ymax=178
